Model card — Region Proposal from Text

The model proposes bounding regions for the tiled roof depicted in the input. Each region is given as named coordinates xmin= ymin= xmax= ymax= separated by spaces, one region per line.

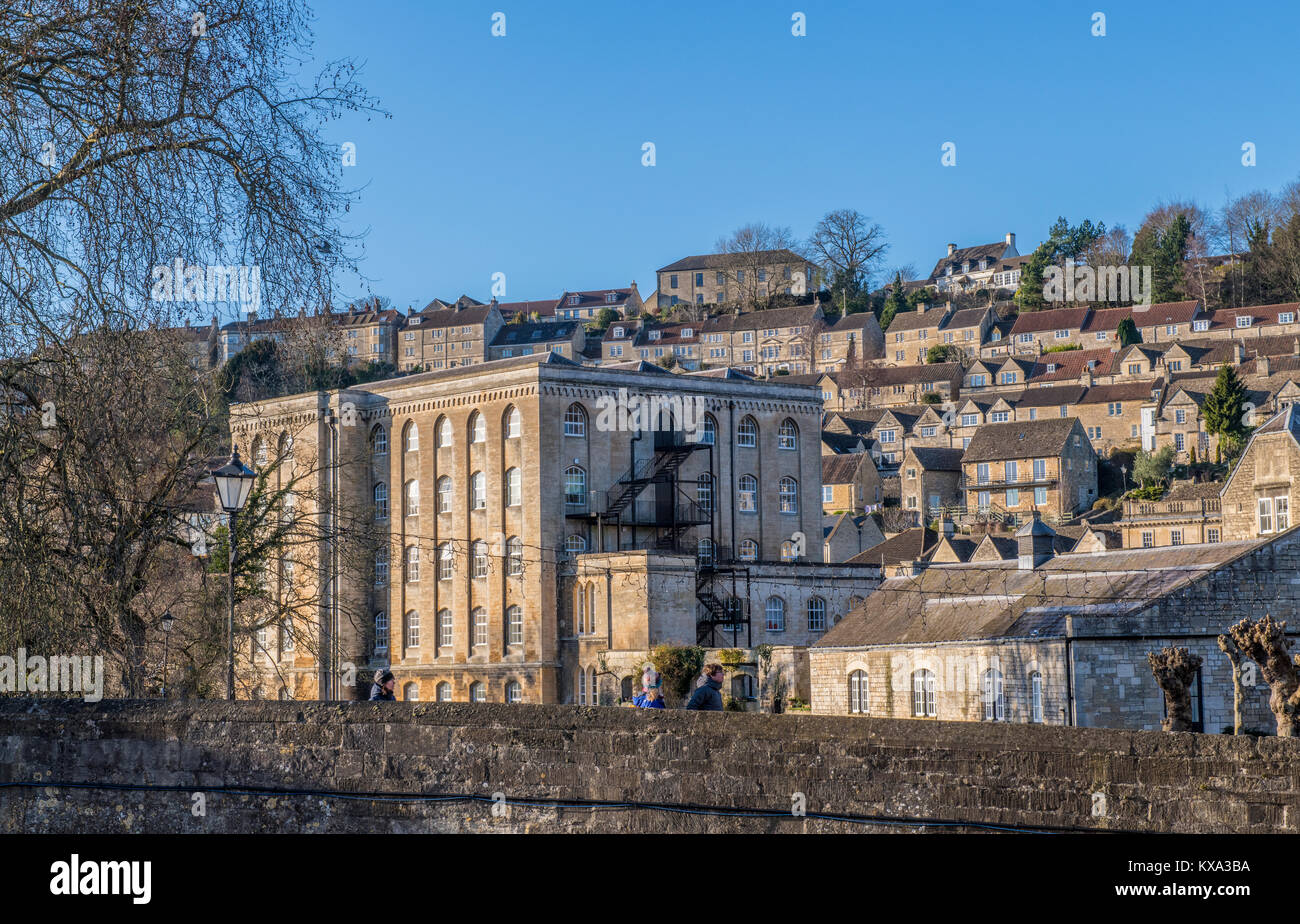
xmin=847 ymin=528 xmax=939 ymax=567
xmin=496 ymin=299 xmax=559 ymax=319
xmin=961 ymin=417 xmax=1081 ymax=463
xmin=1080 ymin=305 xmax=1133 ymax=334
xmin=1009 ymin=306 xmax=1090 ymax=335
xmin=1028 ymin=348 xmax=1118 ymax=383
xmin=831 ymin=311 xmax=882 ymax=332
xmin=1003 ymin=384 xmax=1085 ymax=408
xmin=927 ymin=241 xmax=1012 ymax=281
xmin=1132 ymin=299 xmax=1202 ymax=325
xmin=1077 ymin=379 xmax=1160 ymax=405
xmin=657 ymin=250 xmax=807 ymax=273
xmin=884 ymin=308 xmax=944 ymax=332
xmin=943 ymin=306 xmax=990 ymax=330
xmin=871 ymin=362 xmax=963 ymax=386
xmin=908 ymin=446 xmax=964 ymax=471
xmin=725 ymin=305 xmax=821 ymax=332
xmin=408 ymin=304 xmax=495 ymax=328
xmin=1164 ymin=480 xmax=1226 ymax=502
xmin=491 ymin=320 xmax=580 ymax=345
xmin=822 ymin=454 xmax=866 ymax=485
xmin=822 ymin=431 xmax=866 ymax=454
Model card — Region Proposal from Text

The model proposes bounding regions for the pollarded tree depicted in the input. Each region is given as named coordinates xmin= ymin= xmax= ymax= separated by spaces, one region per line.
xmin=1147 ymin=647 xmax=1203 ymax=732
xmin=1228 ymin=615 xmax=1300 ymax=736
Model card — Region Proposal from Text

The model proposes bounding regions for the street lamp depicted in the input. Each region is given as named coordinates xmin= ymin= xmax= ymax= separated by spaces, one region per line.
xmin=212 ymin=446 xmax=256 ymax=701
xmin=1121 ymin=464 xmax=1129 ymax=493
xmin=160 ymin=610 xmax=175 ymax=699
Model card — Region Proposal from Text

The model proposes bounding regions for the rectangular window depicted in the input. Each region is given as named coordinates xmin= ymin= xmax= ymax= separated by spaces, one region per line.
xmin=1142 ymin=531 xmax=1154 ymax=548
xmin=977 ymin=490 xmax=991 ymax=511
xmin=1034 ymin=486 xmax=1047 ymax=505
xmin=1208 ymin=528 xmax=1220 ymax=543
xmin=1006 ymin=488 xmax=1020 ymax=507
xmin=1033 ymin=458 xmax=1046 ymax=481
xmin=1170 ymin=530 xmax=1183 ymax=546
xmin=823 ymin=485 xmax=833 ymax=504
xmin=961 ymin=414 xmax=978 ymax=427
xmin=1277 ymin=496 xmax=1290 ymax=532
xmin=1175 ymin=432 xmax=1185 ymax=452
xmin=976 ymin=463 xmax=990 ymax=484
xmin=669 ymin=274 xmax=678 ymax=289
xmin=1259 ymin=497 xmax=1274 ymax=534
xmin=1004 ymin=461 xmax=1018 ymax=482
xmin=1175 ymin=408 xmax=1186 ymax=424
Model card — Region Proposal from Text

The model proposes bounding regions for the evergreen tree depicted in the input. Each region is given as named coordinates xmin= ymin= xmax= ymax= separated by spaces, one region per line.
xmin=1130 ymin=212 xmax=1191 ymax=304
xmin=1202 ymin=362 xmax=1248 ymax=440
xmin=1116 ymin=317 xmax=1141 ymax=347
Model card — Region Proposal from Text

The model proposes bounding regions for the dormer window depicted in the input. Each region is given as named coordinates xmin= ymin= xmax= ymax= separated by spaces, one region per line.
xmin=606 ymin=293 xmax=617 ymax=303
xmin=946 ymin=266 xmax=953 ymax=276
xmin=1281 ymin=312 xmax=1295 ymax=324
xmin=962 ymin=261 xmax=970 ymax=273
xmin=649 ymin=330 xmax=661 ymax=341
xmin=1237 ymin=315 xmax=1253 ymax=328
xmin=1193 ymin=319 xmax=1209 ymax=331
xmin=682 ymin=328 xmax=694 ymax=338
xmin=613 ymin=326 xmax=624 ymax=338
xmin=568 ymin=295 xmax=580 ymax=306
xmin=979 ymin=259 xmax=987 ymax=270
xmin=1046 ymin=364 xmax=1057 ymax=374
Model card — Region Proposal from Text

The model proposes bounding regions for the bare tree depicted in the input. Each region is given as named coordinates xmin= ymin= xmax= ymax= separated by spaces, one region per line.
xmin=1228 ymin=614 xmax=1300 ymax=736
xmin=1217 ymin=633 xmax=1244 ymax=735
xmin=807 ymin=208 xmax=890 ymax=307
xmin=714 ymin=222 xmax=805 ymax=310
xmin=1147 ymin=647 xmax=1203 ymax=732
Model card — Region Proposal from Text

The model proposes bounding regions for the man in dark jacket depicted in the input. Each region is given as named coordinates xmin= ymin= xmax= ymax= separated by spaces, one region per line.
xmin=369 ymin=670 xmax=396 ymax=701
xmin=685 ymin=663 xmax=724 ymax=711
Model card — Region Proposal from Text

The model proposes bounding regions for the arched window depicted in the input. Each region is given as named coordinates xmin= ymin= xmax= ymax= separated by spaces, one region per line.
xmin=436 ymin=476 xmax=452 ymax=513
xmin=576 ymin=583 xmax=586 ymax=634
xmin=778 ymin=418 xmax=799 ymax=450
xmin=373 ymin=612 xmax=388 ymax=654
xmin=738 ymin=474 xmax=757 ymax=513
xmin=849 ymin=670 xmax=868 ymax=714
xmin=437 ymin=609 xmax=453 ymax=649
xmin=436 ymin=416 xmax=453 ymax=448
xmin=780 ymin=540 xmax=796 ymax=562
xmin=405 ymin=479 xmax=420 ymax=516
xmin=505 ymin=406 xmax=522 ymax=439
xmin=982 ymin=668 xmax=1005 ymax=721
xmin=565 ymin=534 xmax=587 ymax=556
xmin=1030 ymin=671 xmax=1043 ymax=723
xmin=588 ymin=667 xmax=599 ymax=705
xmin=912 ymin=669 xmax=936 ymax=717
xmin=405 ymin=611 xmax=420 ymax=648
xmin=505 ymin=467 xmax=521 ymax=506
xmin=506 ymin=537 xmax=523 ymax=575
xmin=739 ymin=539 xmax=758 ymax=562
xmin=564 ymin=403 xmax=587 ymax=437
xmin=807 ymin=597 xmax=826 ymax=632
xmin=469 ymin=681 xmax=486 ymax=703
xmin=370 ymin=424 xmax=388 ymax=456
xmin=697 ymin=538 xmax=714 ymax=567
xmin=405 ymin=545 xmax=419 ymax=582
xmin=472 ymin=607 xmax=488 ymax=647
xmin=472 ymin=540 xmax=488 ymax=578
xmin=564 ymin=466 xmax=586 ymax=508
xmin=470 ymin=471 xmax=486 ymax=509
xmin=506 ymin=680 xmax=522 ymax=703
xmin=374 ymin=548 xmax=389 ymax=586
xmin=436 ymin=682 xmax=451 ymax=702
xmin=779 ymin=476 xmax=798 ymax=513
xmin=403 ymin=682 xmax=419 ymax=702
xmin=697 ymin=472 xmax=713 ymax=511
xmin=765 ymin=596 xmax=786 ymax=632
xmin=577 ymin=668 xmax=587 ymax=705
xmin=278 ymin=432 xmax=294 ymax=463
xmin=404 ymin=422 xmax=419 ymax=453
xmin=470 ymin=411 xmax=486 ymax=444
xmin=253 ymin=437 xmax=268 ymax=467
xmin=701 ymin=413 xmax=717 ymax=446
xmin=737 ymin=415 xmax=758 ymax=448
xmin=373 ymin=482 xmax=388 ymax=520
xmin=438 ymin=543 xmax=453 ymax=580
xmin=506 ymin=605 xmax=523 ymax=645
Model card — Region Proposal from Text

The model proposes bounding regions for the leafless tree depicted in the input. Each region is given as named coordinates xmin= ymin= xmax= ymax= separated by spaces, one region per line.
xmin=807 ymin=208 xmax=889 ymax=296
xmin=1228 ymin=614 xmax=1300 ymax=736
xmin=1147 ymin=647 xmax=1203 ymax=732
xmin=1217 ymin=633 xmax=1244 ymax=734
xmin=714 ymin=222 xmax=805 ymax=310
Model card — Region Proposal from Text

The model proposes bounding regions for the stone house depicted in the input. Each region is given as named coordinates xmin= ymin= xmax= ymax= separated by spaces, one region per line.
xmin=822 ymin=453 xmax=881 ymax=514
xmin=961 ymin=417 xmax=1098 ymax=522
xmin=884 ymin=302 xmax=947 ymax=365
xmin=1007 ymin=306 xmax=1091 ymax=354
xmin=865 ymin=362 xmax=962 ymax=406
xmin=900 ymin=446 xmax=964 ymax=524
xmin=926 ymin=234 xmax=1021 ymax=294
xmin=1121 ymin=481 xmax=1223 ymax=548
xmin=489 ymin=319 xmax=585 ymax=362
xmin=823 ymin=513 xmax=886 ymax=564
xmin=1071 ymin=379 xmax=1160 ymax=455
xmin=655 ymin=250 xmax=815 ymax=309
xmin=1220 ymin=404 xmax=1300 ymax=542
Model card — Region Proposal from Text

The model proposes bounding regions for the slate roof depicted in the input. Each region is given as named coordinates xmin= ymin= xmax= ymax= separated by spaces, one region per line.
xmin=657 ymin=250 xmax=808 ymax=273
xmin=961 ymin=417 xmax=1081 ymax=463
xmin=847 ymin=528 xmax=939 ymax=567
xmin=908 ymin=447 xmax=965 ymax=471
xmin=822 ymin=454 xmax=867 ymax=485
xmin=1009 ymin=306 xmax=1091 ymax=336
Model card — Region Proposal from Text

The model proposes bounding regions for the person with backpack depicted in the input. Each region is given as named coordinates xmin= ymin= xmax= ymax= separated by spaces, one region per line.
xmin=684 ymin=663 xmax=724 ymax=711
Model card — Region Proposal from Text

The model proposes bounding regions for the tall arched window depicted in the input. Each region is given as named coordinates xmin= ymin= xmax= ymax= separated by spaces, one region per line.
xmin=507 ymin=605 xmax=523 ymax=645
xmin=807 ymin=597 xmax=826 ymax=631
xmin=279 ymin=432 xmax=294 ymax=463
xmin=982 ymin=668 xmax=1005 ymax=721
xmin=505 ymin=406 xmax=522 ymax=439
xmin=506 ymin=680 xmax=522 ymax=703
xmin=697 ymin=472 xmax=714 ymax=511
xmin=739 ymin=539 xmax=758 ymax=562
xmin=738 ymin=474 xmax=757 ymax=512
xmin=697 ymin=538 xmax=714 ymax=567
xmin=405 ymin=479 xmax=420 ymax=516
xmin=404 ymin=422 xmax=419 ymax=453
xmin=374 ymin=548 xmax=389 ymax=586
xmin=506 ymin=537 xmax=523 ymax=575
xmin=373 ymin=482 xmax=388 ymax=520
xmin=436 ymin=682 xmax=451 ymax=702
xmin=737 ymin=415 xmax=758 ymax=448
xmin=436 ymin=475 xmax=452 ymax=513
xmin=370 ymin=424 xmax=388 ymax=456
xmin=564 ymin=403 xmax=587 ymax=437
xmin=472 ymin=607 xmax=488 ymax=646
xmin=701 ymin=413 xmax=717 ymax=446
xmin=438 ymin=543 xmax=453 ymax=580
xmin=849 ymin=670 xmax=868 ymax=714
xmin=912 ymin=669 xmax=936 ymax=717
xmin=405 ymin=611 xmax=420 ymax=648
xmin=578 ymin=668 xmax=587 ymax=705
xmin=437 ymin=609 xmax=453 ymax=649
xmin=373 ymin=612 xmax=388 ymax=654
xmin=436 ymin=416 xmax=453 ymax=448
xmin=780 ymin=540 xmax=796 ymax=562
xmin=505 ymin=467 xmax=521 ymax=506
xmin=765 ymin=596 xmax=786 ymax=632
xmin=576 ymin=583 xmax=587 ymax=634
xmin=564 ymin=466 xmax=586 ymax=508
xmin=470 ymin=471 xmax=486 ymax=509
xmin=588 ymin=667 xmax=599 ymax=705
xmin=470 ymin=411 xmax=486 ymax=444
xmin=779 ymin=476 xmax=798 ymax=513
xmin=565 ymin=534 xmax=587 ymax=556
xmin=405 ymin=545 xmax=420 ymax=582
xmin=403 ymin=682 xmax=419 ymax=701
xmin=778 ymin=418 xmax=799 ymax=450
xmin=1030 ymin=671 xmax=1043 ymax=723
xmin=472 ymin=541 xmax=488 ymax=578
xmin=253 ymin=437 xmax=268 ymax=467
xmin=469 ymin=681 xmax=486 ymax=703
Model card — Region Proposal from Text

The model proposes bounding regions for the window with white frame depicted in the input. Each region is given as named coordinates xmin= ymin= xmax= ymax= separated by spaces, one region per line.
xmin=404 ymin=423 xmax=419 ymax=453
xmin=405 ymin=479 xmax=420 ymax=516
xmin=505 ymin=467 xmax=521 ymax=506
xmin=778 ymin=477 xmax=798 ymax=513
xmin=564 ymin=466 xmax=586 ymax=507
xmin=849 ymin=670 xmax=868 ymax=714
xmin=436 ymin=476 xmax=452 ymax=513
xmin=405 ymin=545 xmax=420 ymax=582
xmin=739 ymin=539 xmax=758 ymax=562
xmin=507 ymin=608 xmax=523 ymax=646
xmin=1030 ymin=672 xmax=1043 ymax=723
xmin=808 ymin=597 xmax=826 ymax=632
xmin=472 ymin=541 xmax=488 ymax=578
xmin=564 ymin=403 xmax=587 ymax=437
xmin=438 ymin=544 xmax=453 ymax=580
xmin=373 ymin=482 xmax=388 ymax=520
xmin=737 ymin=416 xmax=758 ymax=447
xmin=472 ymin=607 xmax=488 ymax=647
xmin=738 ymin=474 xmax=758 ymax=512
xmin=697 ymin=472 xmax=714 ymax=511
xmin=912 ymin=669 xmax=936 ymax=717
xmin=982 ymin=668 xmax=1005 ymax=720
xmin=374 ymin=548 xmax=389 ymax=586
xmin=765 ymin=597 xmax=786 ymax=632
xmin=506 ymin=681 xmax=522 ymax=703
xmin=370 ymin=425 xmax=388 ymax=456
xmin=374 ymin=612 xmax=388 ymax=654
xmin=471 ymin=471 xmax=486 ymax=509
xmin=437 ymin=609 xmax=453 ymax=649
xmin=437 ymin=416 xmax=453 ymax=447
xmin=778 ymin=418 xmax=798 ymax=450
xmin=506 ymin=537 xmax=523 ymax=575
xmin=1277 ymin=496 xmax=1290 ymax=531
xmin=406 ymin=610 xmax=420 ymax=648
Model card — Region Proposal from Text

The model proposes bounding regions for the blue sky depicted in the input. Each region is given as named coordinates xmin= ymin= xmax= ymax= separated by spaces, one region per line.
xmin=308 ymin=0 xmax=1300 ymax=311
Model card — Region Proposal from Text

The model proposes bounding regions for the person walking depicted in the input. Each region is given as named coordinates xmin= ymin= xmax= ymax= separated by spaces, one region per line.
xmin=369 ymin=669 xmax=396 ymax=701
xmin=684 ymin=663 xmax=724 ymax=711
xmin=633 ymin=668 xmax=666 ymax=709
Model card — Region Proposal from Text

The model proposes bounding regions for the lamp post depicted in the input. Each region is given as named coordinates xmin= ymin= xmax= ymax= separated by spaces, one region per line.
xmin=160 ymin=610 xmax=175 ymax=699
xmin=212 ymin=446 xmax=256 ymax=701
xmin=1121 ymin=464 xmax=1129 ymax=493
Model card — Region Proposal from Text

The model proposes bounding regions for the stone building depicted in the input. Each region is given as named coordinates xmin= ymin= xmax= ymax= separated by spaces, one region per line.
xmin=961 ymin=417 xmax=1098 ymax=522
xmin=1121 ymin=481 xmax=1223 ymax=548
xmin=925 ymin=234 xmax=1020 ymax=294
xmin=810 ymin=515 xmax=1300 ymax=732
xmin=230 ymin=352 xmax=849 ymax=704
xmin=655 ymin=250 xmax=815 ymax=309
xmin=1220 ymin=404 xmax=1300 ymax=542
xmin=900 ymin=446 xmax=964 ymax=524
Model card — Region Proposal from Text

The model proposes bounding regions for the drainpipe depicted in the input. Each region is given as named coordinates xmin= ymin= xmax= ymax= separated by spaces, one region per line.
xmin=1064 ymin=615 xmax=1076 ymax=726
xmin=728 ymin=400 xmax=737 ymax=561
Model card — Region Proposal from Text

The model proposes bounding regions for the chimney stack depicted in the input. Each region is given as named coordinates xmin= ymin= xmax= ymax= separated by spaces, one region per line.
xmin=1016 ymin=511 xmax=1056 ymax=570
xmin=1234 ymin=341 xmax=1245 ymax=365
xmin=917 ymin=302 xmax=928 ymax=314
xmin=1005 ymin=232 xmax=1016 ymax=250
xmin=947 ymin=243 xmax=956 ymax=257
xmin=1259 ymin=354 xmax=1271 ymax=376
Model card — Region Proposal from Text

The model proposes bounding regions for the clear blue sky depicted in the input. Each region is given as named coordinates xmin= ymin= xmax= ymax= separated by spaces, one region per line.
xmin=308 ymin=0 xmax=1300 ymax=311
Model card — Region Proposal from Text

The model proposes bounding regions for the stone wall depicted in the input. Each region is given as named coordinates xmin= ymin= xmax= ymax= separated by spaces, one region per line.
xmin=2 ymin=699 xmax=1297 ymax=834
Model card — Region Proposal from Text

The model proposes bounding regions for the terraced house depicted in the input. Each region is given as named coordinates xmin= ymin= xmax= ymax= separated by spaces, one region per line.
xmin=961 ymin=417 xmax=1098 ymax=522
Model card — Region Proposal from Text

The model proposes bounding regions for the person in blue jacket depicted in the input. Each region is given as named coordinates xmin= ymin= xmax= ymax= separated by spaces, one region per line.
xmin=369 ymin=669 xmax=396 ymax=701
xmin=633 ymin=668 xmax=666 ymax=709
